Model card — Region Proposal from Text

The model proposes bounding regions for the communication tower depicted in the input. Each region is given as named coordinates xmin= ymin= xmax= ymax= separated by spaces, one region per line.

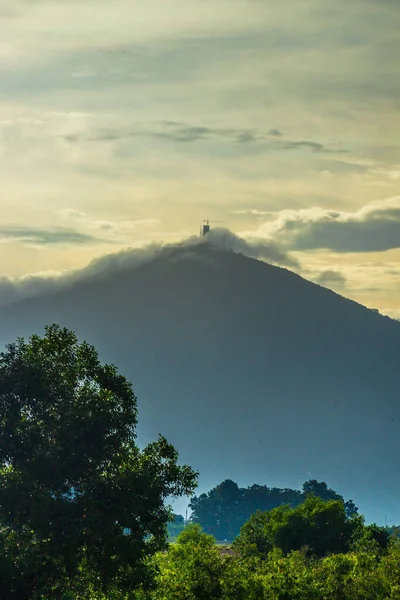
xmin=202 ymin=219 xmax=211 ymax=236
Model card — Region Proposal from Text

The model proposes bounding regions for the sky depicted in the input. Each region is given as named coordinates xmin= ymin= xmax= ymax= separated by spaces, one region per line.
xmin=1 ymin=0 xmax=400 ymax=318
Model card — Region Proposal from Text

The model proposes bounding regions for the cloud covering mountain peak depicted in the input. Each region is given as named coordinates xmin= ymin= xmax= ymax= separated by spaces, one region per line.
xmin=0 ymin=229 xmax=298 ymax=309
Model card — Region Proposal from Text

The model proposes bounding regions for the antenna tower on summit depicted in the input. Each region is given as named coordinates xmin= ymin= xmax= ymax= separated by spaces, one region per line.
xmin=200 ymin=219 xmax=224 ymax=237
xmin=202 ymin=219 xmax=210 ymax=236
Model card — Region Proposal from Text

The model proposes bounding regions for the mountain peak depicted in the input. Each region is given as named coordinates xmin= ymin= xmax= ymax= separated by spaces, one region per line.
xmin=0 ymin=245 xmax=399 ymax=523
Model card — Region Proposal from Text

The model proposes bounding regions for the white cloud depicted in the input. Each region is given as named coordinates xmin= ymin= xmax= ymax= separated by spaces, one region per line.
xmin=58 ymin=208 xmax=87 ymax=219
xmin=57 ymin=209 xmax=162 ymax=238
xmin=0 ymin=230 xmax=297 ymax=308
xmin=255 ymin=196 xmax=400 ymax=252
xmin=381 ymin=308 xmax=400 ymax=321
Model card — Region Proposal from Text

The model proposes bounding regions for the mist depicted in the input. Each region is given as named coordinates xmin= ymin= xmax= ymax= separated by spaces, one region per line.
xmin=0 ymin=229 xmax=298 ymax=309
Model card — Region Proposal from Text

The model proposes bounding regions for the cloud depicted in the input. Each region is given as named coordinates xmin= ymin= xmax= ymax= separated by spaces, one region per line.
xmin=381 ymin=308 xmax=400 ymax=321
xmin=57 ymin=210 xmax=161 ymax=236
xmin=61 ymin=121 xmax=347 ymax=153
xmin=58 ymin=208 xmax=87 ymax=219
xmin=199 ymin=228 xmax=300 ymax=268
xmin=281 ymin=141 xmax=348 ymax=154
xmin=55 ymin=209 xmax=162 ymax=243
xmin=0 ymin=229 xmax=298 ymax=308
xmin=61 ymin=123 xmax=263 ymax=145
xmin=314 ymin=270 xmax=347 ymax=289
xmin=233 ymin=209 xmax=271 ymax=217
xmin=0 ymin=226 xmax=105 ymax=246
xmin=256 ymin=196 xmax=400 ymax=253
xmin=0 ymin=274 xmax=62 ymax=308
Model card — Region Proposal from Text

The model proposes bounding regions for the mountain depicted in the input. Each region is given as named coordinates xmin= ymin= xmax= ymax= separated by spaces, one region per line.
xmin=0 ymin=244 xmax=399 ymax=523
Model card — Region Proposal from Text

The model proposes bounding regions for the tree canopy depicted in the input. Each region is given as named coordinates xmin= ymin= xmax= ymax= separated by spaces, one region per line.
xmin=0 ymin=325 xmax=197 ymax=599
xmin=143 ymin=498 xmax=399 ymax=600
xmin=189 ymin=478 xmax=358 ymax=540
xmin=233 ymin=495 xmax=362 ymax=558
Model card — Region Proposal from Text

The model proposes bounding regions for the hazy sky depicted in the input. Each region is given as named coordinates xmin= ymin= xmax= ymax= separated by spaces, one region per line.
xmin=1 ymin=0 xmax=399 ymax=316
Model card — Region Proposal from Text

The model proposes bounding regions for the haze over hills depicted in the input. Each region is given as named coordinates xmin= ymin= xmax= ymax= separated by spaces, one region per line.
xmin=0 ymin=241 xmax=399 ymax=524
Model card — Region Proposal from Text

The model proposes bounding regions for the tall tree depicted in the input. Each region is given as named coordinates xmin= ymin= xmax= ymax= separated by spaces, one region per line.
xmin=0 ymin=325 xmax=197 ymax=599
xmin=344 ymin=499 xmax=359 ymax=519
xmin=190 ymin=479 xmax=244 ymax=540
xmin=234 ymin=495 xmax=362 ymax=559
xmin=302 ymin=479 xmax=343 ymax=501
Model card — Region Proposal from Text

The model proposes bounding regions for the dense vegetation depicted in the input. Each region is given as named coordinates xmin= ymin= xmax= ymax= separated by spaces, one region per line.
xmin=0 ymin=325 xmax=399 ymax=599
xmin=0 ymin=326 xmax=197 ymax=599
xmin=189 ymin=478 xmax=358 ymax=540
xmin=145 ymin=520 xmax=400 ymax=600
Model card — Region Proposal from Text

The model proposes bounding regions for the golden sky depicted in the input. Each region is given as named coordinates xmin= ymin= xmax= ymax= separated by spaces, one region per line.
xmin=0 ymin=0 xmax=399 ymax=316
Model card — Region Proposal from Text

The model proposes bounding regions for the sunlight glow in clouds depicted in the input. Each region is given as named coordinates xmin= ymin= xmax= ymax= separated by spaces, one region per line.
xmin=0 ymin=0 xmax=399 ymax=313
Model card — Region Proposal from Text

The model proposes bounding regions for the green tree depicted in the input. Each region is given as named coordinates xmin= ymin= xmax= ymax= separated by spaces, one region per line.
xmin=302 ymin=479 xmax=343 ymax=502
xmin=190 ymin=478 xmax=353 ymax=541
xmin=190 ymin=480 xmax=303 ymax=541
xmin=344 ymin=499 xmax=359 ymax=519
xmin=0 ymin=325 xmax=197 ymax=599
xmin=235 ymin=496 xmax=361 ymax=559
xmin=176 ymin=522 xmax=215 ymax=546
xmin=190 ymin=479 xmax=244 ymax=540
xmin=152 ymin=527 xmax=223 ymax=600
xmin=167 ymin=513 xmax=185 ymax=541
xmin=352 ymin=523 xmax=391 ymax=552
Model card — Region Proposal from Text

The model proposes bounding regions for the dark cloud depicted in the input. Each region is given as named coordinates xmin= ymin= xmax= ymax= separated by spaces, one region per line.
xmin=266 ymin=197 xmax=400 ymax=252
xmin=235 ymin=130 xmax=262 ymax=144
xmin=0 ymin=229 xmax=298 ymax=308
xmin=315 ymin=270 xmax=347 ymax=289
xmin=282 ymin=140 xmax=325 ymax=152
xmin=62 ymin=124 xmax=257 ymax=145
xmin=281 ymin=141 xmax=348 ymax=154
xmin=0 ymin=226 xmax=105 ymax=246
xmin=154 ymin=126 xmax=215 ymax=143
xmin=61 ymin=121 xmax=347 ymax=153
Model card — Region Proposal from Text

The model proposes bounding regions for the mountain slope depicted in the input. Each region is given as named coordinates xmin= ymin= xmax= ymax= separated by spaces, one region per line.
xmin=0 ymin=245 xmax=399 ymax=522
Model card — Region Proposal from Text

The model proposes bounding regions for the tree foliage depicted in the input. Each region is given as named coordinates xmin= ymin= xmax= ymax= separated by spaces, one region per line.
xmin=234 ymin=495 xmax=362 ymax=559
xmin=190 ymin=478 xmax=358 ymax=540
xmin=152 ymin=527 xmax=223 ymax=600
xmin=0 ymin=325 xmax=197 ymax=599
xmin=143 ymin=533 xmax=400 ymax=600
xmin=167 ymin=513 xmax=185 ymax=541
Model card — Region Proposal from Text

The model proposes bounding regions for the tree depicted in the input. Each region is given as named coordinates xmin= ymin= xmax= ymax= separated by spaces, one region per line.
xmin=0 ymin=325 xmax=197 ymax=598
xmin=353 ymin=524 xmax=391 ymax=552
xmin=302 ymin=480 xmax=359 ymax=519
xmin=302 ymin=479 xmax=343 ymax=502
xmin=234 ymin=496 xmax=361 ymax=559
xmin=152 ymin=527 xmax=223 ymax=600
xmin=344 ymin=499 xmax=359 ymax=519
xmin=190 ymin=479 xmax=244 ymax=540
xmin=167 ymin=513 xmax=185 ymax=541
xmin=190 ymin=478 xmax=354 ymax=541
xmin=190 ymin=480 xmax=303 ymax=540
xmin=176 ymin=523 xmax=215 ymax=546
